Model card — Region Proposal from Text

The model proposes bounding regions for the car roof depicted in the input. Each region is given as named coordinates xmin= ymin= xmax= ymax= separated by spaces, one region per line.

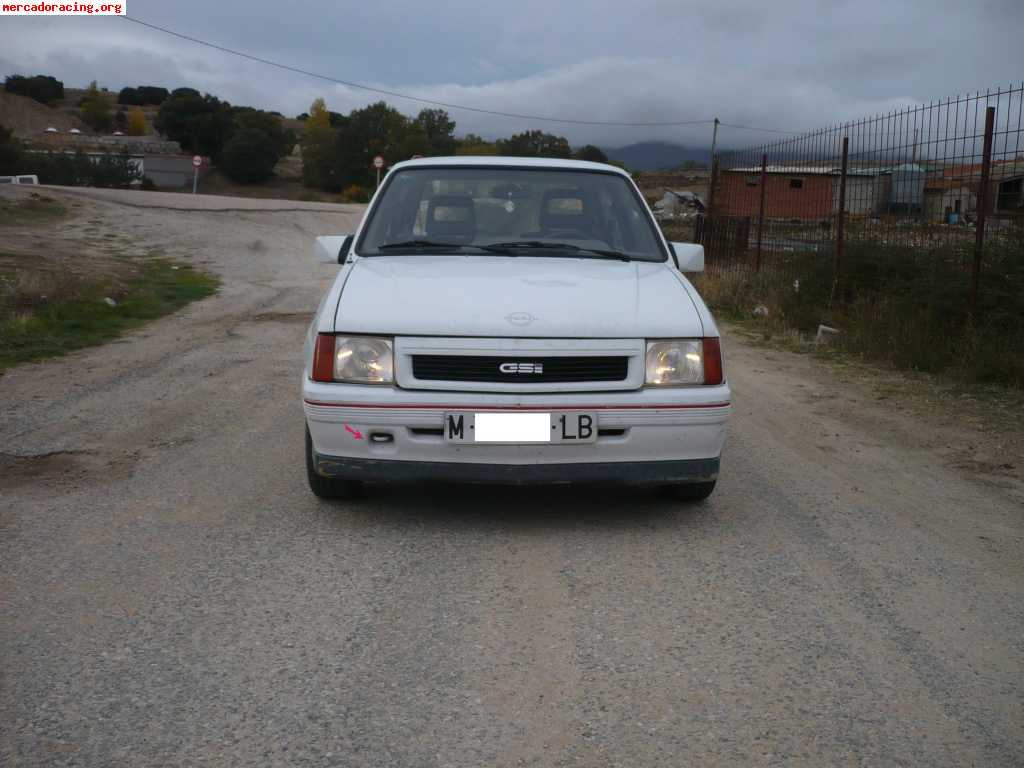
xmin=388 ymin=155 xmax=630 ymax=176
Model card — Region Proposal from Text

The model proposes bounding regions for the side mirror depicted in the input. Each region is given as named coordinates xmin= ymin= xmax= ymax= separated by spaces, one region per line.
xmin=671 ymin=242 xmax=704 ymax=272
xmin=314 ymin=234 xmax=354 ymax=264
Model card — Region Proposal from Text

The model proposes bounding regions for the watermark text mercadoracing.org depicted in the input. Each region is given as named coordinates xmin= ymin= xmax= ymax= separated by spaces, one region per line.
xmin=2 ymin=1 xmax=124 ymax=14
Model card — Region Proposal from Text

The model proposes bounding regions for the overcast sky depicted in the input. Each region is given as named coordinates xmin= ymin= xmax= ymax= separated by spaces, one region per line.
xmin=1 ymin=0 xmax=1022 ymax=148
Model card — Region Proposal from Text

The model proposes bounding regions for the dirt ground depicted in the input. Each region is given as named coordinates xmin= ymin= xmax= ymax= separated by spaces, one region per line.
xmin=0 ymin=185 xmax=1021 ymax=766
xmin=0 ymin=90 xmax=86 ymax=138
xmin=1 ymin=190 xmax=145 ymax=298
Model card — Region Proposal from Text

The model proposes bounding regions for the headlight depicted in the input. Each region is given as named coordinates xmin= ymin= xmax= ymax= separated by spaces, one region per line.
xmin=332 ymin=335 xmax=394 ymax=383
xmin=645 ymin=340 xmax=704 ymax=385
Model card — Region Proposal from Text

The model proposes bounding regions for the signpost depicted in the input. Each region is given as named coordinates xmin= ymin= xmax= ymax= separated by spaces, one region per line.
xmin=192 ymin=155 xmax=202 ymax=195
xmin=373 ymin=155 xmax=384 ymax=189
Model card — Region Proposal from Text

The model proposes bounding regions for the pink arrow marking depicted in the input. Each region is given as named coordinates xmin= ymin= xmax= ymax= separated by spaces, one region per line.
xmin=344 ymin=424 xmax=364 ymax=440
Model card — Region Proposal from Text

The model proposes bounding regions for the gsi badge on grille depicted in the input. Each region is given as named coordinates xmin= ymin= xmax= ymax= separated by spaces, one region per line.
xmin=499 ymin=362 xmax=543 ymax=374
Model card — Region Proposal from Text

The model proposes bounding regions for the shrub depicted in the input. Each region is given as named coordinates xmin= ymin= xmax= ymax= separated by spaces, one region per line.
xmin=233 ymin=108 xmax=295 ymax=159
xmin=80 ymin=81 xmax=112 ymax=132
xmin=341 ymin=185 xmax=370 ymax=203
xmin=32 ymin=149 xmax=141 ymax=188
xmin=693 ymin=236 xmax=1024 ymax=388
xmin=90 ymin=150 xmax=143 ymax=188
xmin=0 ymin=123 xmax=23 ymax=174
xmin=127 ymin=107 xmax=147 ymax=136
xmin=220 ymin=128 xmax=278 ymax=183
xmin=32 ymin=150 xmax=94 ymax=185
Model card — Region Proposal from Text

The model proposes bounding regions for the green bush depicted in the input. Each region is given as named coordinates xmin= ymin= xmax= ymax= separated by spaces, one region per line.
xmin=220 ymin=128 xmax=278 ymax=183
xmin=0 ymin=123 xmax=23 ymax=174
xmin=31 ymin=149 xmax=141 ymax=188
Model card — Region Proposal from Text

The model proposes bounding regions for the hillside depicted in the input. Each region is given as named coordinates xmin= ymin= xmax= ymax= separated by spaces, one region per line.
xmin=0 ymin=90 xmax=85 ymax=138
xmin=604 ymin=141 xmax=709 ymax=171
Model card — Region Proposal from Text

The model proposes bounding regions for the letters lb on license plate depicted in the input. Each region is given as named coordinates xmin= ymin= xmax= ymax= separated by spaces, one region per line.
xmin=443 ymin=412 xmax=597 ymax=444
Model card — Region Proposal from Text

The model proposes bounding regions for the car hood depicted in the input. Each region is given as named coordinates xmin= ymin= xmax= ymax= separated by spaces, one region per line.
xmin=334 ymin=255 xmax=703 ymax=338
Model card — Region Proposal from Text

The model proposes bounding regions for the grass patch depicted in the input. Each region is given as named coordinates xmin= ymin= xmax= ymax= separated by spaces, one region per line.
xmin=0 ymin=258 xmax=219 ymax=370
xmin=0 ymin=193 xmax=68 ymax=225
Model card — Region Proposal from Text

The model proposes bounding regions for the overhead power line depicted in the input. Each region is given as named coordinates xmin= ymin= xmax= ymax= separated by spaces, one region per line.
xmin=120 ymin=15 xmax=719 ymax=128
xmin=718 ymin=122 xmax=802 ymax=135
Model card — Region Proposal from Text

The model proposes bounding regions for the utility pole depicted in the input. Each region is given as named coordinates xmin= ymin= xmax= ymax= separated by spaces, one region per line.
xmin=710 ymin=117 xmax=719 ymax=169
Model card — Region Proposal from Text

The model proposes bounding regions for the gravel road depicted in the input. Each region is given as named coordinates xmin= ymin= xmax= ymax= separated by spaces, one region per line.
xmin=1 ymin=187 xmax=1021 ymax=767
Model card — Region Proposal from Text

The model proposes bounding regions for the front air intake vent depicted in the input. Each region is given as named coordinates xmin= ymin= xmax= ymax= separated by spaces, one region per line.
xmin=411 ymin=355 xmax=629 ymax=384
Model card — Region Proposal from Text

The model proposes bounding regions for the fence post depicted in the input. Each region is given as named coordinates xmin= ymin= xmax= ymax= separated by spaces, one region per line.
xmin=832 ymin=136 xmax=849 ymax=302
xmin=969 ymin=106 xmax=996 ymax=318
xmin=755 ymin=153 xmax=767 ymax=272
xmin=707 ymin=154 xmax=719 ymax=213
xmin=702 ymin=155 xmax=720 ymax=258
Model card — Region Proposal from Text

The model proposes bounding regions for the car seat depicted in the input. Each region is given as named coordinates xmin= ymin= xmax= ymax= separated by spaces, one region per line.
xmin=426 ymin=195 xmax=477 ymax=243
xmin=531 ymin=188 xmax=600 ymax=240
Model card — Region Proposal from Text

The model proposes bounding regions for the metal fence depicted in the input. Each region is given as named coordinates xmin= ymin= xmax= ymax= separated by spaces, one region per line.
xmin=698 ymin=84 xmax=1023 ymax=315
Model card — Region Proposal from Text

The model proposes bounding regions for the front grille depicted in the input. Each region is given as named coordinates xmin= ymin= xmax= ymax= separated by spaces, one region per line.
xmin=412 ymin=355 xmax=629 ymax=383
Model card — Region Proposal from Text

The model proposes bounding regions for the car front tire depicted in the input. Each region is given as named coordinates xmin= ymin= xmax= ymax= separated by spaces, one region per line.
xmin=305 ymin=426 xmax=363 ymax=500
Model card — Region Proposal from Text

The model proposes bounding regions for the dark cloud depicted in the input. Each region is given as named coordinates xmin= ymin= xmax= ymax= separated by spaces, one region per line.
xmin=1 ymin=0 xmax=1021 ymax=147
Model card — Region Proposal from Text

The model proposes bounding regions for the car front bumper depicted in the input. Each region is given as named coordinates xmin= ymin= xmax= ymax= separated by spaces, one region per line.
xmin=303 ymin=380 xmax=730 ymax=483
xmin=311 ymin=454 xmax=720 ymax=485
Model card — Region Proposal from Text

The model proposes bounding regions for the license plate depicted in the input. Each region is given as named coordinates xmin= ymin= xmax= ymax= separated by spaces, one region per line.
xmin=443 ymin=411 xmax=597 ymax=444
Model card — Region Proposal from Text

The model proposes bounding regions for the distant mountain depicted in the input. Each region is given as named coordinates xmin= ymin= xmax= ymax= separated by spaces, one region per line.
xmin=603 ymin=141 xmax=709 ymax=171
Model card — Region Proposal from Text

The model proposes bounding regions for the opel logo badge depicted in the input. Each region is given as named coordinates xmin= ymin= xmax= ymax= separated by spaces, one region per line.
xmin=505 ymin=312 xmax=536 ymax=326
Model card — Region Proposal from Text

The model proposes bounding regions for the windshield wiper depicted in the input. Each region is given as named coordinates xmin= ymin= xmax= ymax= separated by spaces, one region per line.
xmin=375 ymin=239 xmax=635 ymax=261
xmin=376 ymin=239 xmax=482 ymax=251
xmin=482 ymin=241 xmax=633 ymax=261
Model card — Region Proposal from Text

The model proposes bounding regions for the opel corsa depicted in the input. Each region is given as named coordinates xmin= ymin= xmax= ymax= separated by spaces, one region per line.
xmin=303 ymin=157 xmax=730 ymax=500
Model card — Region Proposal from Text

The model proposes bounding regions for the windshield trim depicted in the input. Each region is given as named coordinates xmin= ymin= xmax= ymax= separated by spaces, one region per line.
xmin=353 ymin=165 xmax=669 ymax=263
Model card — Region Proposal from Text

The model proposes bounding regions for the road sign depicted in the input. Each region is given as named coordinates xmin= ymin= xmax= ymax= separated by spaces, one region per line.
xmin=373 ymin=155 xmax=384 ymax=169
xmin=191 ymin=155 xmax=202 ymax=195
xmin=192 ymin=155 xmax=202 ymax=168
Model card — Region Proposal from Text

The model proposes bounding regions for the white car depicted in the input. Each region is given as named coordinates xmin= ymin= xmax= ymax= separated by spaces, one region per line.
xmin=303 ymin=157 xmax=730 ymax=500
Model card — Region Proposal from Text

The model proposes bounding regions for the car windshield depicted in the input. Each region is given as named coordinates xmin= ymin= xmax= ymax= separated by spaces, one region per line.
xmin=356 ymin=167 xmax=666 ymax=262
